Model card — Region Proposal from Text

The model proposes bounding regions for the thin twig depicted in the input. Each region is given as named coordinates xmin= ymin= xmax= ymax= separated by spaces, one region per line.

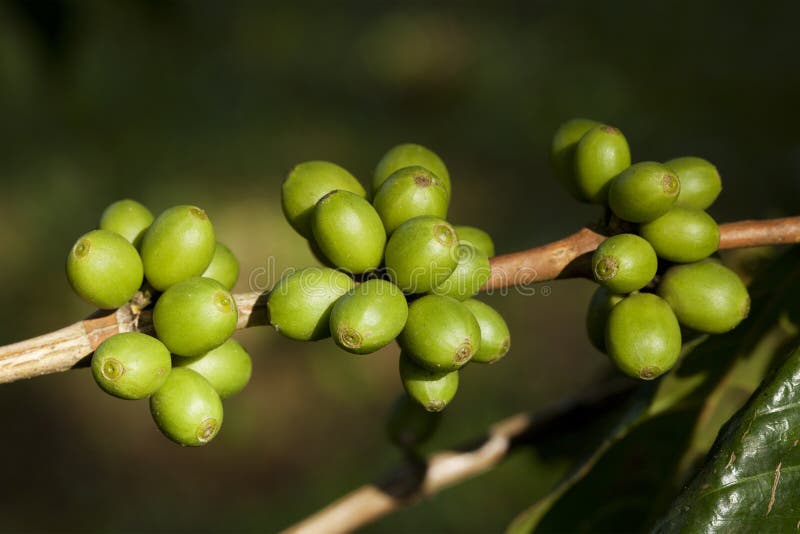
xmin=281 ymin=379 xmax=637 ymax=534
xmin=0 ymin=216 xmax=798 ymax=385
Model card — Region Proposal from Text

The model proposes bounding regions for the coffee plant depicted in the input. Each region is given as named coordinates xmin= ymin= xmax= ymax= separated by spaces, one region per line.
xmin=1 ymin=119 xmax=799 ymax=533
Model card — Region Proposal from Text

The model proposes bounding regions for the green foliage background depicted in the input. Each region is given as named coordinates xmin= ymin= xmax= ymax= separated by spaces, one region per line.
xmin=0 ymin=1 xmax=798 ymax=532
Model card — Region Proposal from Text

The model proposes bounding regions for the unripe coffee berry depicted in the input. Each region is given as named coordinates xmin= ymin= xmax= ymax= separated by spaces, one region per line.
xmin=608 ymin=162 xmax=680 ymax=223
xmin=398 ymin=295 xmax=481 ymax=372
xmin=201 ymin=242 xmax=240 ymax=290
xmin=153 ymin=277 xmax=238 ymax=357
xmin=91 ymin=332 xmax=171 ymax=399
xmin=605 ymin=293 xmax=682 ymax=380
xmin=373 ymin=143 xmax=451 ymax=200
xmin=386 ymin=393 xmax=441 ymax=449
xmin=550 ymin=118 xmax=600 ymax=201
xmin=462 ymin=299 xmax=511 ymax=364
xmin=329 ymin=279 xmax=409 ymax=354
xmin=150 ymin=368 xmax=223 ymax=447
xmin=658 ymin=260 xmax=750 ymax=334
xmin=373 ymin=166 xmax=449 ymax=234
xmin=66 ymin=229 xmax=144 ymax=309
xmin=140 ymin=205 xmax=216 ymax=291
xmin=430 ymin=243 xmax=491 ymax=300
xmin=573 ymin=124 xmax=631 ymax=204
xmin=282 ymin=161 xmax=367 ymax=238
xmin=385 ymin=216 xmax=458 ymax=293
xmin=638 ymin=207 xmax=720 ymax=263
xmin=99 ymin=199 xmax=154 ymax=248
xmin=267 ymin=267 xmax=355 ymax=341
xmin=592 ymin=234 xmax=658 ymax=294
xmin=454 ymin=225 xmax=495 ymax=258
xmin=311 ymin=190 xmax=386 ymax=274
xmin=399 ymin=352 xmax=459 ymax=412
xmin=585 ymin=286 xmax=624 ymax=353
xmin=665 ymin=156 xmax=722 ymax=210
xmin=174 ymin=338 xmax=252 ymax=399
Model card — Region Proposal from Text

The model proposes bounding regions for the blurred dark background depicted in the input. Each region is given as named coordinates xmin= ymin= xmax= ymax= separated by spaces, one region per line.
xmin=0 ymin=1 xmax=798 ymax=532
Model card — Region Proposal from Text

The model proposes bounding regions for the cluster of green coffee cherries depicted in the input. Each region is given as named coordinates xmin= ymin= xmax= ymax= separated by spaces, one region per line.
xmin=552 ymin=119 xmax=751 ymax=379
xmin=65 ymin=200 xmax=251 ymax=446
xmin=269 ymin=144 xmax=511 ymax=413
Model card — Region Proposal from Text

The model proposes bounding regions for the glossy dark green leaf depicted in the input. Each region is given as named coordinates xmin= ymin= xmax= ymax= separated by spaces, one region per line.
xmin=654 ymin=342 xmax=800 ymax=533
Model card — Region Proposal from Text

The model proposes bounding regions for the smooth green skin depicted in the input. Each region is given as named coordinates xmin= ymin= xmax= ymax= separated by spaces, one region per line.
xmin=658 ymin=260 xmax=750 ymax=334
xmin=282 ymin=161 xmax=366 ymax=238
xmin=605 ymin=293 xmax=682 ymax=380
xmin=398 ymin=295 xmax=481 ymax=372
xmin=591 ymin=233 xmax=658 ymax=294
xmin=399 ymin=352 xmax=459 ymax=412
xmin=373 ymin=166 xmax=449 ymax=234
xmin=267 ymin=267 xmax=355 ymax=341
xmin=66 ymin=229 xmax=143 ymax=309
xmin=608 ymin=162 xmax=681 ymax=223
xmin=454 ymin=225 xmax=495 ymax=258
xmin=99 ymin=199 xmax=154 ymax=248
xmin=386 ymin=393 xmax=441 ymax=449
xmin=91 ymin=332 xmax=171 ymax=400
xmin=373 ymin=143 xmax=451 ymax=200
xmin=462 ymin=299 xmax=510 ymax=364
xmin=639 ymin=206 xmax=720 ymax=263
xmin=201 ymin=242 xmax=239 ymax=290
xmin=550 ymin=118 xmax=600 ymax=200
xmin=385 ymin=216 xmax=458 ymax=293
xmin=311 ymin=190 xmax=386 ymax=274
xmin=140 ymin=205 xmax=216 ymax=291
xmin=307 ymin=237 xmax=335 ymax=268
xmin=149 ymin=368 xmax=223 ymax=447
xmin=573 ymin=124 xmax=631 ymax=204
xmin=665 ymin=156 xmax=722 ymax=210
xmin=174 ymin=338 xmax=252 ymax=399
xmin=329 ymin=279 xmax=409 ymax=354
xmin=153 ymin=277 xmax=238 ymax=357
xmin=585 ymin=286 xmax=624 ymax=353
xmin=430 ymin=243 xmax=490 ymax=300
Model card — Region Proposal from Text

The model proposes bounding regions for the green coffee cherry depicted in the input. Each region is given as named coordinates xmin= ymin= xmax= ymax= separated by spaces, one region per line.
xmin=398 ymin=295 xmax=481 ymax=372
xmin=174 ymin=338 xmax=252 ymax=399
xmin=592 ymin=234 xmax=658 ymax=294
xmin=140 ymin=205 xmax=216 ymax=291
xmin=658 ymin=260 xmax=750 ymax=333
xmin=66 ymin=229 xmax=143 ymax=309
xmin=373 ymin=143 xmax=450 ymax=199
xmin=573 ymin=124 xmax=631 ymax=204
xmin=605 ymin=293 xmax=682 ymax=380
xmin=638 ymin=207 xmax=720 ymax=263
xmin=454 ymin=225 xmax=495 ymax=257
xmin=550 ymin=118 xmax=600 ymax=200
xmin=608 ymin=162 xmax=680 ymax=223
xmin=430 ymin=243 xmax=490 ymax=300
xmin=153 ymin=277 xmax=238 ymax=357
xmin=150 ymin=368 xmax=223 ymax=447
xmin=307 ymin=238 xmax=335 ymax=267
xmin=386 ymin=393 xmax=441 ymax=449
xmin=385 ymin=216 xmax=458 ymax=293
xmin=91 ymin=332 xmax=171 ymax=399
xmin=329 ymin=279 xmax=408 ymax=354
xmin=373 ymin=166 xmax=449 ymax=234
xmin=399 ymin=352 xmax=459 ymax=412
xmin=201 ymin=242 xmax=239 ymax=290
xmin=267 ymin=267 xmax=355 ymax=341
xmin=462 ymin=299 xmax=510 ymax=364
xmin=282 ymin=161 xmax=367 ymax=238
xmin=585 ymin=286 xmax=624 ymax=353
xmin=99 ymin=199 xmax=154 ymax=248
xmin=665 ymin=156 xmax=722 ymax=210
xmin=311 ymin=190 xmax=386 ymax=274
